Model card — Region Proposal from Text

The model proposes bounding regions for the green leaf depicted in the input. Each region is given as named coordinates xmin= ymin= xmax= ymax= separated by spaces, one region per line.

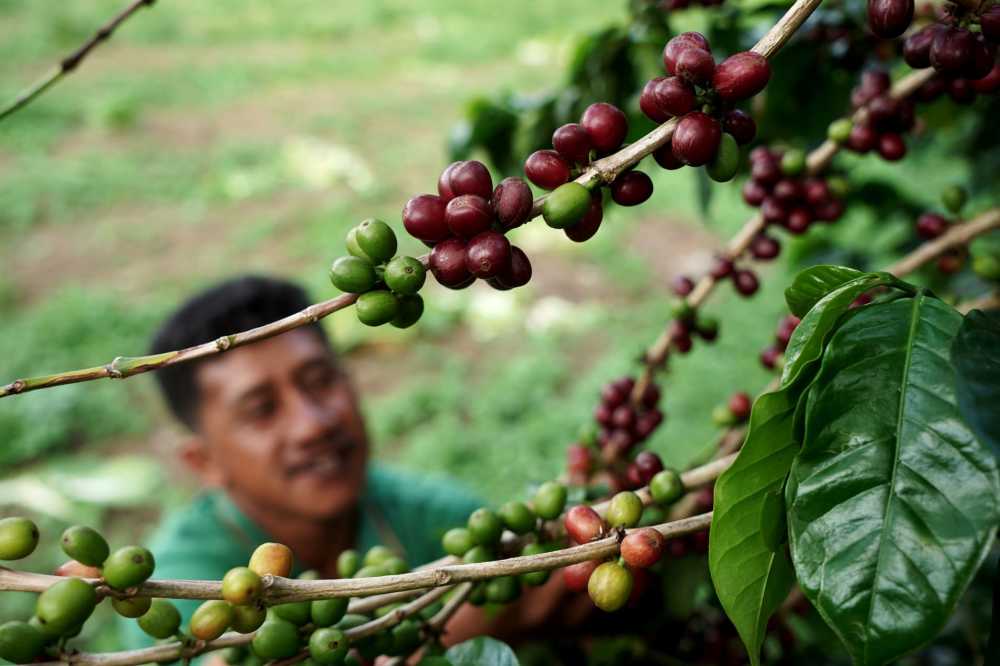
xmin=784 ymin=265 xmax=866 ymax=318
xmin=445 ymin=637 xmax=519 ymax=666
xmin=787 ymin=296 xmax=1000 ymax=665
xmin=952 ymin=309 xmax=1000 ymax=458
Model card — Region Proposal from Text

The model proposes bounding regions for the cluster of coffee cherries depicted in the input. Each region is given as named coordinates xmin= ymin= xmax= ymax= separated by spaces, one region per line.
xmin=329 ymin=219 xmax=425 ymax=328
xmin=744 ymin=146 xmax=847 ymax=235
xmin=914 ymin=185 xmax=970 ymax=275
xmin=639 ymin=33 xmax=771 ymax=182
xmin=0 ymin=518 xmax=157 ymax=664
xmin=584 ymin=376 xmax=665 ymax=470
xmin=402 ymin=161 xmax=533 ymax=291
xmin=902 ymin=5 xmax=1000 ymax=98
xmin=760 ymin=314 xmax=801 ymax=370
xmin=836 ymin=69 xmax=916 ymax=161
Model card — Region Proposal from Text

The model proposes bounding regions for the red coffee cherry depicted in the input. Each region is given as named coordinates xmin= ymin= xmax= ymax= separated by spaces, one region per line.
xmin=761 ymin=345 xmax=782 ymax=369
xmin=671 ymin=112 xmax=722 ymax=166
xmin=916 ymin=212 xmax=949 ymax=239
xmin=982 ymin=6 xmax=1000 ymax=43
xmin=710 ymin=256 xmax=734 ymax=279
xmin=611 ymin=405 xmax=636 ymax=430
xmin=653 ymin=140 xmax=685 ymax=170
xmin=742 ymin=180 xmax=768 ymax=206
xmin=640 ymin=78 xmax=672 ymax=123
xmin=465 ymin=231 xmax=511 ymax=279
xmin=750 ymin=233 xmax=781 ymax=260
xmin=553 ymin=123 xmax=594 ymax=164
xmin=564 ymin=191 xmax=604 ymax=242
xmin=867 ymin=0 xmax=914 ymax=40
xmin=525 ymin=149 xmax=572 ymax=190
xmin=867 ymin=95 xmax=900 ymax=131
xmin=671 ymin=275 xmax=694 ymax=296
xmin=640 ymin=383 xmax=661 ymax=409
xmin=635 ymin=409 xmax=664 ymax=439
xmin=972 ymin=63 xmax=1000 ymax=94
xmin=567 ymin=444 xmax=594 ymax=476
xmin=445 ymin=194 xmax=494 ymax=238
xmin=663 ymin=32 xmax=711 ymax=75
xmin=621 ymin=528 xmax=666 ymax=569
xmin=750 ymin=156 xmax=781 ymax=185
xmin=930 ymin=27 xmax=975 ymax=74
xmin=491 ymin=245 xmax=532 ymax=289
xmin=773 ymin=179 xmax=801 ymax=204
xmin=581 ymin=103 xmax=629 ymax=154
xmin=563 ymin=560 xmax=600 ymax=592
xmin=814 ymin=199 xmax=845 ymax=223
xmin=654 ymin=77 xmax=697 ymax=116
xmin=403 ymin=194 xmax=449 ymax=243
xmin=903 ymin=24 xmax=944 ymax=69
xmin=949 ymin=78 xmax=976 ymax=104
xmin=438 ymin=161 xmax=461 ymax=202
xmin=610 ymin=171 xmax=654 ymax=206
xmin=728 ymin=392 xmax=752 ymax=421
xmin=564 ymin=506 xmax=605 ymax=544
xmin=785 ymin=208 xmax=813 ymax=235
xmin=430 ymin=238 xmax=472 ymax=288
xmin=633 ymin=451 xmax=665 ymax=485
xmin=733 ymin=269 xmax=760 ymax=296
xmin=761 ymin=197 xmax=789 ymax=225
xmin=968 ymin=36 xmax=997 ymax=80
xmin=722 ymin=109 xmax=756 ymax=145
xmin=448 ymin=160 xmax=493 ymax=199
xmin=712 ymin=52 xmax=771 ymax=103
xmin=847 ymin=123 xmax=878 ymax=153
xmin=492 ymin=177 xmax=534 ymax=230
xmin=675 ymin=47 xmax=715 ymax=86
xmin=803 ymin=178 xmax=830 ymax=206
xmin=877 ymin=133 xmax=907 ymax=161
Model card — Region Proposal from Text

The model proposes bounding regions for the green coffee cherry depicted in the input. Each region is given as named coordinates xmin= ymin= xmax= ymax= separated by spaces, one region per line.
xmin=355 ymin=290 xmax=399 ymax=326
xmin=252 ymin=619 xmax=301 ymax=660
xmin=650 ymin=469 xmax=684 ymax=505
xmin=220 ymin=646 xmax=248 ymax=665
xmin=707 ymin=133 xmax=739 ymax=183
xmin=309 ymin=627 xmax=349 ymax=664
xmin=941 ymin=185 xmax=967 ymax=214
xmin=334 ymin=613 xmax=368 ymax=631
xmin=0 ymin=517 xmax=39 ymax=561
xmin=467 ymin=508 xmax=504 ymax=546
xmin=0 ymin=621 xmax=45 ymax=664
xmin=391 ymin=294 xmax=424 ymax=329
xmin=384 ymin=256 xmax=426 ymax=295
xmin=354 ymin=218 xmax=398 ymax=264
xmin=102 ymin=546 xmax=155 ymax=590
xmin=354 ymin=565 xmax=385 ymax=578
xmin=28 ymin=615 xmax=60 ymax=643
xmin=381 ymin=557 xmax=409 ymax=575
xmin=533 ymin=481 xmax=567 ymax=520
xmin=498 ymin=500 xmax=536 ymax=535
xmin=111 ymin=596 xmax=151 ymax=618
xmin=356 ymin=628 xmax=394 ymax=662
xmin=137 ymin=599 xmax=181 ymax=639
xmin=346 ymin=226 xmax=378 ymax=264
xmin=542 ymin=182 xmax=591 ymax=229
xmin=587 ymin=561 xmax=633 ymax=612
xmin=826 ymin=176 xmax=849 ymax=198
xmin=462 ymin=545 xmax=493 ymax=564
xmin=467 ymin=583 xmax=488 ymax=606
xmin=337 ymin=549 xmax=360 ymax=578
xmin=272 ymin=601 xmax=311 ymax=626
xmin=391 ymin=619 xmax=421 ymax=656
xmin=519 ymin=543 xmax=551 ymax=586
xmin=222 ymin=566 xmax=263 ymax=606
xmin=231 ymin=603 xmax=267 ymax=633
xmin=712 ymin=404 xmax=736 ymax=427
xmin=190 ymin=600 xmax=234 ymax=641
xmin=973 ymin=253 xmax=1000 ymax=280
xmin=36 ymin=578 xmax=97 ymax=636
xmin=249 ymin=542 xmax=293 ymax=577
xmin=606 ymin=491 xmax=643 ymax=528
xmin=60 ymin=526 xmax=109 ymax=567
xmin=671 ymin=300 xmax=695 ymax=321
xmin=485 ymin=576 xmax=521 ymax=604
xmin=827 ymin=118 xmax=853 ymax=144
xmin=780 ymin=148 xmax=806 ymax=176
xmin=329 ymin=256 xmax=377 ymax=294
xmin=311 ymin=597 xmax=349 ymax=627
xmin=442 ymin=527 xmax=476 ymax=557
xmin=364 ymin=545 xmax=395 ymax=567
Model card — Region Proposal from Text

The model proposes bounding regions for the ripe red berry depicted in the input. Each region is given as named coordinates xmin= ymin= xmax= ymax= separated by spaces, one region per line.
xmin=492 ymin=177 xmax=534 ymax=230
xmin=553 ymin=123 xmax=594 ymax=164
xmin=672 ymin=112 xmax=721 ymax=166
xmin=448 ymin=160 xmax=493 ymax=199
xmin=640 ymin=78 xmax=672 ymax=123
xmin=671 ymin=275 xmax=694 ymax=296
xmin=567 ymin=444 xmax=593 ymax=476
xmin=728 ymin=392 xmax=752 ymax=421
xmin=640 ymin=383 xmax=661 ymax=409
xmin=972 ymin=64 xmax=1000 ymax=94
xmin=621 ymin=528 xmax=666 ymax=569
xmin=982 ymin=6 xmax=1000 ymax=43
xmin=563 ymin=560 xmax=600 ymax=592
xmin=653 ymin=141 xmax=685 ymax=170
xmin=968 ymin=36 xmax=997 ymax=80
xmin=760 ymin=345 xmax=782 ymax=369
xmin=722 ymin=109 xmax=756 ymax=145
xmin=948 ymin=78 xmax=976 ymax=104
xmin=761 ymin=197 xmax=789 ymax=225
xmin=445 ymin=194 xmax=494 ymax=238
xmin=877 ymin=133 xmax=907 ymax=161
xmin=867 ymin=95 xmax=900 ymax=131
xmin=564 ymin=191 xmax=604 ymax=243
xmin=633 ymin=451 xmax=665 ymax=485
xmin=710 ymin=256 xmax=734 ymax=279
xmin=663 ymin=32 xmax=711 ymax=75
xmin=675 ymin=47 xmax=715 ymax=85
xmin=594 ymin=403 xmax=614 ymax=427
xmin=916 ymin=212 xmax=949 ymax=239
xmin=785 ymin=208 xmax=812 ymax=234
xmin=733 ymin=269 xmax=759 ymax=296
xmin=750 ymin=156 xmax=781 ymax=185
xmin=610 ymin=171 xmax=654 ymax=206
xmin=750 ymin=233 xmax=781 ymax=260
xmin=773 ymin=179 xmax=801 ymax=204
xmin=403 ymin=194 xmax=450 ymax=243
xmin=847 ymin=123 xmax=878 ymax=153
xmin=654 ymin=77 xmax=697 ymax=116
xmin=670 ymin=321 xmax=693 ymax=353
xmin=430 ymin=238 xmax=472 ymax=288
xmin=712 ymin=52 xmax=771 ymax=103
xmin=867 ymin=0 xmax=914 ymax=40
xmin=564 ymin=506 xmax=605 ymax=544
xmin=438 ymin=161 xmax=461 ymax=202
xmin=742 ymin=180 xmax=768 ymax=206
xmin=612 ymin=405 xmax=636 ymax=430
xmin=581 ymin=103 xmax=628 ymax=154
xmin=930 ymin=27 xmax=975 ymax=74
xmin=491 ymin=245 xmax=532 ymax=289
xmin=634 ymin=409 xmax=664 ymax=439
xmin=936 ymin=251 xmax=964 ymax=274
xmin=465 ymin=231 xmax=511 ymax=279
xmin=814 ymin=199 xmax=845 ymax=223
xmin=803 ymin=178 xmax=830 ymax=206
xmin=903 ymin=24 xmax=944 ymax=69
xmin=525 ymin=149 xmax=571 ymax=190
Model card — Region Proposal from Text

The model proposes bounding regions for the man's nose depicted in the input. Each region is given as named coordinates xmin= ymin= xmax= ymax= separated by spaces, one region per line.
xmin=284 ymin=389 xmax=338 ymax=446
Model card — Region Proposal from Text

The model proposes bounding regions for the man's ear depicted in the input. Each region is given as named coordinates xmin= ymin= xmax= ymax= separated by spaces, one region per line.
xmin=179 ymin=435 xmax=225 ymax=487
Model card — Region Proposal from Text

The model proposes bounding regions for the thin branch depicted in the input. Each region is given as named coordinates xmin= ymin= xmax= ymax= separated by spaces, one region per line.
xmin=0 ymin=0 xmax=157 ymax=123
xmin=0 ymin=0 xmax=826 ymax=400
xmin=383 ymin=582 xmax=476 ymax=666
xmin=888 ymin=208 xmax=1000 ymax=278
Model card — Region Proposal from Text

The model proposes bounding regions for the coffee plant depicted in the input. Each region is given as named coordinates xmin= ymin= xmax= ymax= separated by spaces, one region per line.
xmin=1 ymin=0 xmax=999 ymax=664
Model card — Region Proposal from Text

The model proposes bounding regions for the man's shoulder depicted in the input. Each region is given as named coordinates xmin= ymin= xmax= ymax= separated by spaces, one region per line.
xmin=148 ymin=491 xmax=252 ymax=569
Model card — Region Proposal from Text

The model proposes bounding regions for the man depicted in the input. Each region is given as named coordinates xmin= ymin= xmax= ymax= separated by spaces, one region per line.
xmin=120 ymin=275 xmax=580 ymax=653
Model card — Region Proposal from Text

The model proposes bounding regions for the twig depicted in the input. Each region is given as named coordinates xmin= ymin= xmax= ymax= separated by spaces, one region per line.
xmin=383 ymin=582 xmax=477 ymax=666
xmin=888 ymin=208 xmax=1000 ymax=277
xmin=0 ymin=0 xmax=157 ymax=123
xmin=0 ymin=0 xmax=826 ymax=400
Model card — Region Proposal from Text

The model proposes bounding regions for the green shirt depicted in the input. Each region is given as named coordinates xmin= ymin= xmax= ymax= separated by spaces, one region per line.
xmin=119 ymin=464 xmax=481 ymax=650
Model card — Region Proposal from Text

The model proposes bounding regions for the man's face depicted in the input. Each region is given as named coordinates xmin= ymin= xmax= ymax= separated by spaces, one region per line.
xmin=192 ymin=328 xmax=368 ymax=520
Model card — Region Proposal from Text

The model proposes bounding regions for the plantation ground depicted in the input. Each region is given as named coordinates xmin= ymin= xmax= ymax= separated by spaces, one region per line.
xmin=0 ymin=0 xmax=970 ymax=651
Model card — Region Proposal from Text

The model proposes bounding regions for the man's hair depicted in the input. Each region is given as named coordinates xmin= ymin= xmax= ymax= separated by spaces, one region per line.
xmin=149 ymin=275 xmax=332 ymax=432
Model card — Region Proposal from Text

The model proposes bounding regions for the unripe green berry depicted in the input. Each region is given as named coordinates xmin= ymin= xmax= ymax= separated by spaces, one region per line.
xmin=780 ymin=148 xmax=806 ymax=176
xmin=462 ymin=545 xmax=493 ymax=564
xmin=519 ymin=543 xmax=551 ymax=587
xmin=0 ymin=621 xmax=45 ymax=664
xmin=381 ymin=556 xmax=409 ymax=575
xmin=468 ymin=508 xmax=504 ymax=545
xmin=384 ymin=256 xmax=426 ymax=295
xmin=973 ymin=254 xmax=1000 ymax=281
xmin=0 ymin=517 xmax=39 ymax=561
xmin=650 ymin=469 xmax=684 ymax=505
xmin=712 ymin=404 xmax=737 ymax=426
xmin=826 ymin=176 xmax=849 ymax=199
xmin=353 ymin=565 xmax=385 ymax=578
xmin=706 ymin=133 xmax=740 ymax=182
xmin=485 ymin=575 xmax=521 ymax=604
xmin=543 ymin=182 xmax=591 ymax=229
xmin=190 ymin=600 xmax=234 ymax=641
xmin=35 ymin=578 xmax=97 ymax=636
xmin=311 ymin=597 xmax=349 ymax=627
xmin=827 ymin=118 xmax=853 ymax=144
xmin=533 ymin=481 xmax=567 ymax=520
xmin=231 ymin=604 xmax=267 ymax=633
xmin=354 ymin=218 xmax=397 ymax=263
xmin=364 ymin=545 xmax=395 ymax=567
xmin=222 ymin=566 xmax=263 ymax=606
xmin=671 ymin=300 xmax=695 ymax=321
xmin=337 ymin=549 xmax=360 ymax=578
xmin=941 ymin=185 xmax=967 ymax=215
xmin=273 ymin=601 xmax=311 ymax=626
xmin=587 ymin=561 xmax=633 ymax=612
xmin=606 ymin=491 xmax=643 ymax=528
xmin=102 ymin=546 xmax=155 ymax=591
xmin=391 ymin=619 xmax=421 ymax=656
xmin=111 ymin=596 xmax=151 ymax=619
xmin=442 ymin=527 xmax=476 ymax=557
xmin=252 ymin=619 xmax=301 ymax=660
xmin=355 ymin=290 xmax=399 ymax=326
xmin=345 ymin=227 xmax=378 ymax=264
xmin=309 ymin=627 xmax=349 ymax=664
xmin=329 ymin=256 xmax=377 ymax=294
xmin=334 ymin=613 xmax=368 ymax=632
xmin=138 ymin=599 xmax=181 ymax=640
xmin=391 ymin=294 xmax=424 ymax=329
xmin=60 ymin=526 xmax=109 ymax=567
xmin=498 ymin=500 xmax=536 ymax=535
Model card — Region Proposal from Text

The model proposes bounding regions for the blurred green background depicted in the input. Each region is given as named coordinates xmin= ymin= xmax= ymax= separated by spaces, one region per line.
xmin=0 ymin=0 xmax=989 ymax=652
